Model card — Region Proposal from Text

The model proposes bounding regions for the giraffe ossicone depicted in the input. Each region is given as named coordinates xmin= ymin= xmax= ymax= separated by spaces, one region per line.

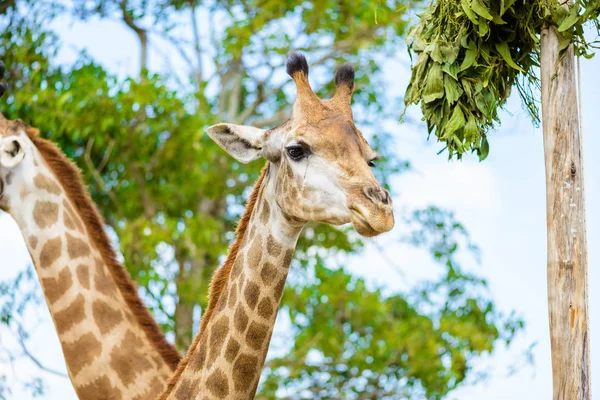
xmin=0 ymin=113 xmax=181 ymax=399
xmin=161 ymin=52 xmax=394 ymax=400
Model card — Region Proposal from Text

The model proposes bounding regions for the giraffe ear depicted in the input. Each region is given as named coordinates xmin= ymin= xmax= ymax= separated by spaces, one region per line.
xmin=0 ymin=136 xmax=26 ymax=169
xmin=206 ymin=123 xmax=267 ymax=164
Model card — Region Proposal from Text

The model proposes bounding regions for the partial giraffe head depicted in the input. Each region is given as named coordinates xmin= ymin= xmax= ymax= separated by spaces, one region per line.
xmin=207 ymin=53 xmax=394 ymax=237
xmin=0 ymin=116 xmax=33 ymax=210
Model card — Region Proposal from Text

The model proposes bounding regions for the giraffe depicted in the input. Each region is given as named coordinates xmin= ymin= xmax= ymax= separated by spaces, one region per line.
xmin=0 ymin=114 xmax=182 ymax=399
xmin=159 ymin=52 xmax=395 ymax=400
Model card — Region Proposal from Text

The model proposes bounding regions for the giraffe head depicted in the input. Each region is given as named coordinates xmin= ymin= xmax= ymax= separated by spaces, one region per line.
xmin=0 ymin=115 xmax=34 ymax=209
xmin=207 ymin=53 xmax=394 ymax=237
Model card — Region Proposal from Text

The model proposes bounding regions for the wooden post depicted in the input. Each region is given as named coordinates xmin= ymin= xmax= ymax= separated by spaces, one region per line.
xmin=540 ymin=14 xmax=591 ymax=400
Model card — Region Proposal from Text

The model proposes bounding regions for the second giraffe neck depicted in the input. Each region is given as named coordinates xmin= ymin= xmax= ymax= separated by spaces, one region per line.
xmin=166 ymin=165 xmax=304 ymax=400
xmin=7 ymin=145 xmax=178 ymax=399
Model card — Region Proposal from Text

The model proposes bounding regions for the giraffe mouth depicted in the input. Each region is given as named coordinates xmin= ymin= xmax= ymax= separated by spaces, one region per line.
xmin=349 ymin=208 xmax=380 ymax=237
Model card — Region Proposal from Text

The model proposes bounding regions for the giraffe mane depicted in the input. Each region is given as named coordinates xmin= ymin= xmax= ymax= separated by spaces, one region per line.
xmin=26 ymin=127 xmax=182 ymax=371
xmin=159 ymin=164 xmax=269 ymax=399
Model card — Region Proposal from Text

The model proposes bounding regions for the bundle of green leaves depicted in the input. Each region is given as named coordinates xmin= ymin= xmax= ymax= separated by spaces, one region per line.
xmin=404 ymin=0 xmax=600 ymax=160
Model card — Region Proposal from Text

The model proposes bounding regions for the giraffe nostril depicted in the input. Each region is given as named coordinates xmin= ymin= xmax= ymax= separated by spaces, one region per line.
xmin=363 ymin=186 xmax=391 ymax=206
xmin=381 ymin=190 xmax=391 ymax=205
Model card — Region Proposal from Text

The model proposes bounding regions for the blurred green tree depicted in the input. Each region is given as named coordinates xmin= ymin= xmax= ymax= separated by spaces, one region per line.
xmin=0 ymin=1 xmax=524 ymax=398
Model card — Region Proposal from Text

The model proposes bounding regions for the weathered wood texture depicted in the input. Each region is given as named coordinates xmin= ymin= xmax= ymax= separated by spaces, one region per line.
xmin=540 ymin=23 xmax=591 ymax=400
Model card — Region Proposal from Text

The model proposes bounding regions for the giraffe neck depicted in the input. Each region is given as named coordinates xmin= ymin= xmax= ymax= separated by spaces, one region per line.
xmin=6 ymin=136 xmax=179 ymax=399
xmin=165 ymin=164 xmax=304 ymax=400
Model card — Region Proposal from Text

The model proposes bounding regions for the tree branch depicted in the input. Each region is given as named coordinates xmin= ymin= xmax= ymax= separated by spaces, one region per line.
xmin=251 ymin=108 xmax=290 ymax=128
xmin=189 ymin=0 xmax=203 ymax=86
xmin=84 ymin=138 xmax=122 ymax=214
xmin=120 ymin=0 xmax=148 ymax=73
xmin=17 ymin=327 xmax=68 ymax=378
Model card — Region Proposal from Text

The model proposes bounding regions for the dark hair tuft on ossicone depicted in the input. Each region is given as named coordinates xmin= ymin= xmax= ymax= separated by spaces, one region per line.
xmin=286 ymin=52 xmax=309 ymax=77
xmin=335 ymin=63 xmax=355 ymax=88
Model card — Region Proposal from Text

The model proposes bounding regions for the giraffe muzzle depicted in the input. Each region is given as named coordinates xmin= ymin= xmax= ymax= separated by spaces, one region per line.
xmin=349 ymin=202 xmax=394 ymax=237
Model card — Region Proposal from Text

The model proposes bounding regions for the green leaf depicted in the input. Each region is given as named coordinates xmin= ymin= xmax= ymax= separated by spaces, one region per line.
xmin=478 ymin=136 xmax=490 ymax=160
xmin=410 ymin=53 xmax=430 ymax=90
xmin=558 ymin=31 xmax=572 ymax=52
xmin=475 ymin=90 xmax=496 ymax=118
xmin=422 ymin=63 xmax=444 ymax=103
xmin=478 ymin=20 xmax=490 ymax=37
xmin=460 ymin=48 xmax=478 ymax=71
xmin=460 ymin=0 xmax=479 ymax=25
xmin=443 ymin=106 xmax=466 ymax=137
xmin=491 ymin=13 xmax=507 ymax=25
xmin=558 ymin=5 xmax=580 ymax=32
xmin=500 ymin=0 xmax=517 ymax=15
xmin=443 ymin=63 xmax=461 ymax=80
xmin=464 ymin=113 xmax=479 ymax=143
xmin=471 ymin=0 xmax=493 ymax=20
xmin=494 ymin=41 xmax=523 ymax=72
xmin=427 ymin=41 xmax=444 ymax=63
xmin=444 ymin=74 xmax=464 ymax=104
xmin=440 ymin=41 xmax=461 ymax=64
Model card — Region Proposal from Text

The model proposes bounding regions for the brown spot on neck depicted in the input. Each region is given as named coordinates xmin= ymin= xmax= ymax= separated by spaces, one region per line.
xmin=54 ymin=293 xmax=86 ymax=334
xmin=41 ymin=267 xmax=73 ymax=305
xmin=66 ymin=233 xmax=91 ymax=259
xmin=33 ymin=173 xmax=62 ymax=195
xmin=62 ymin=332 xmax=103 ymax=377
xmin=266 ymin=234 xmax=282 ymax=256
xmin=206 ymin=369 xmax=229 ymax=398
xmin=109 ymin=330 xmax=153 ymax=386
xmin=28 ymin=235 xmax=38 ymax=250
xmin=244 ymin=281 xmax=260 ymax=310
xmin=260 ymin=262 xmax=277 ymax=286
xmin=92 ymin=299 xmax=124 ymax=334
xmin=247 ymin=234 xmax=263 ymax=269
xmin=76 ymin=264 xmax=90 ymax=289
xmin=39 ymin=236 xmax=62 ymax=268
xmin=224 ymin=338 xmax=241 ymax=362
xmin=257 ymin=297 xmax=274 ymax=319
xmin=75 ymin=375 xmax=122 ymax=400
xmin=232 ymin=354 xmax=259 ymax=393
xmin=234 ymin=302 xmax=249 ymax=333
xmin=173 ymin=379 xmax=195 ymax=400
xmin=245 ymin=321 xmax=269 ymax=350
xmin=207 ymin=316 xmax=229 ymax=366
xmin=94 ymin=258 xmax=117 ymax=296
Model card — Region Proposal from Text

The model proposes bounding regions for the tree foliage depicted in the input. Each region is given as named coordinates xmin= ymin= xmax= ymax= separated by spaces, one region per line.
xmin=404 ymin=0 xmax=600 ymax=160
xmin=0 ymin=1 xmax=524 ymax=398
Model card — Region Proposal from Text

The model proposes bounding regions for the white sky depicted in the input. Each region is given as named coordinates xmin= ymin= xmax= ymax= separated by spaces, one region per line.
xmin=0 ymin=11 xmax=599 ymax=400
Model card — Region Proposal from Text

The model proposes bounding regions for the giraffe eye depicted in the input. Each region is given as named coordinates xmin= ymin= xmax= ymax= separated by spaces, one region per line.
xmin=286 ymin=145 xmax=306 ymax=161
xmin=368 ymin=160 xmax=376 ymax=168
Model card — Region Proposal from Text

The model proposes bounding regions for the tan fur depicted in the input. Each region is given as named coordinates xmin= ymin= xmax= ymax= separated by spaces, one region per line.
xmin=26 ymin=127 xmax=181 ymax=371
